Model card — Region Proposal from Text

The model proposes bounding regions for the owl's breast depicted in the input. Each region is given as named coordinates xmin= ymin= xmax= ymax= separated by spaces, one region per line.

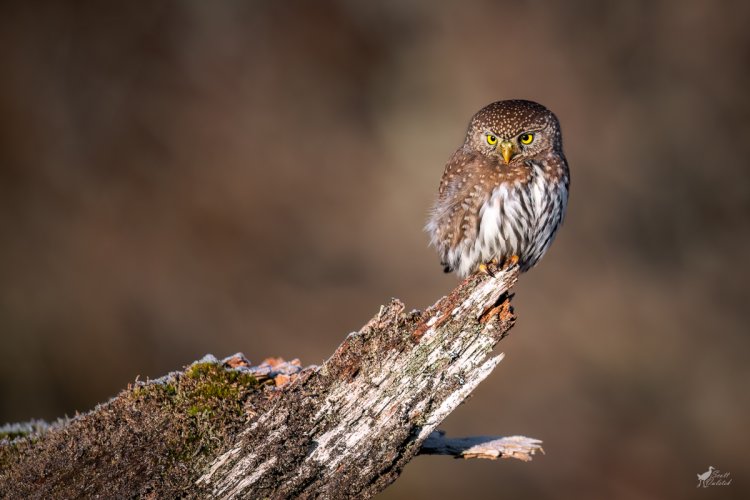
xmin=475 ymin=161 xmax=566 ymax=270
xmin=476 ymin=181 xmax=535 ymax=263
xmin=428 ymin=152 xmax=567 ymax=276
xmin=522 ymin=160 xmax=569 ymax=269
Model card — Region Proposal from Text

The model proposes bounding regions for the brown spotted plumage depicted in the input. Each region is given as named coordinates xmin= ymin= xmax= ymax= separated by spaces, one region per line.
xmin=426 ymin=100 xmax=570 ymax=277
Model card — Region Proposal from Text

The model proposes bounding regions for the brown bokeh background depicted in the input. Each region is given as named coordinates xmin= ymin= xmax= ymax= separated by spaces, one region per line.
xmin=1 ymin=1 xmax=748 ymax=498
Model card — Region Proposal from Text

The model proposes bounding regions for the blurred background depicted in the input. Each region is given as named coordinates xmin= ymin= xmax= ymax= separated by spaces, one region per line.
xmin=1 ymin=1 xmax=748 ymax=498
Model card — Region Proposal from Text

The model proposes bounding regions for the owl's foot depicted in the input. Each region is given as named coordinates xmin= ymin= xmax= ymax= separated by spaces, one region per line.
xmin=478 ymin=259 xmax=501 ymax=277
xmin=478 ymin=256 xmax=519 ymax=277
xmin=503 ymin=255 xmax=520 ymax=269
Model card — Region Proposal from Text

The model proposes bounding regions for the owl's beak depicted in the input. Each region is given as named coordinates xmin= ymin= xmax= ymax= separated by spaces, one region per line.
xmin=499 ymin=141 xmax=514 ymax=164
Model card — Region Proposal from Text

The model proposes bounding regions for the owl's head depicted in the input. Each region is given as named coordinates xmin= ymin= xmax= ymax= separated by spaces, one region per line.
xmin=465 ymin=100 xmax=562 ymax=164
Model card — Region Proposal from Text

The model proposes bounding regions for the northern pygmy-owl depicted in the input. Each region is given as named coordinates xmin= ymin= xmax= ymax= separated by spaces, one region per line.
xmin=427 ymin=100 xmax=570 ymax=277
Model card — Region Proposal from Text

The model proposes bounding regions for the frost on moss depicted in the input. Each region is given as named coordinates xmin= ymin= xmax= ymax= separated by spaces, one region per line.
xmin=0 ymin=419 xmax=50 ymax=441
xmin=133 ymin=360 xmax=259 ymax=419
xmin=0 ymin=357 xmax=262 ymax=498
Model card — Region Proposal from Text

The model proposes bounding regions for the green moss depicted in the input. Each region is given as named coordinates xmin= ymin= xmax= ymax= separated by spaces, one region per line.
xmin=0 ymin=420 xmax=49 ymax=442
xmin=117 ymin=360 xmax=261 ymax=471
xmin=0 ymin=421 xmax=49 ymax=473
xmin=1 ymin=359 xmax=263 ymax=497
xmin=177 ymin=362 xmax=258 ymax=416
xmin=186 ymin=362 xmax=256 ymax=385
xmin=0 ymin=430 xmax=28 ymax=440
xmin=185 ymin=362 xmax=217 ymax=379
xmin=130 ymin=362 xmax=259 ymax=418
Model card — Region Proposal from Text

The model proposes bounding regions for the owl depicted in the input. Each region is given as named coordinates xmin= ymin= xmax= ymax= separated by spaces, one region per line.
xmin=426 ymin=100 xmax=569 ymax=278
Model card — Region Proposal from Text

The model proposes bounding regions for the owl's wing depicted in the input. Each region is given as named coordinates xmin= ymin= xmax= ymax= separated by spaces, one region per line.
xmin=428 ymin=148 xmax=490 ymax=269
xmin=437 ymin=148 xmax=469 ymax=197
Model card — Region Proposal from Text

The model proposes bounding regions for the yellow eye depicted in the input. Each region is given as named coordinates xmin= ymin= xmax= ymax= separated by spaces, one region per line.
xmin=519 ymin=132 xmax=534 ymax=145
xmin=486 ymin=133 xmax=498 ymax=145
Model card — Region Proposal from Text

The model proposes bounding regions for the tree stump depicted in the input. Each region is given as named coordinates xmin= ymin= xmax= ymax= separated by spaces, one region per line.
xmin=0 ymin=265 xmax=542 ymax=499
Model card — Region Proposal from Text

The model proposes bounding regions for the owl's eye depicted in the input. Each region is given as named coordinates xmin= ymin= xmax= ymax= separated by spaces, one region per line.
xmin=486 ymin=133 xmax=498 ymax=145
xmin=519 ymin=132 xmax=534 ymax=145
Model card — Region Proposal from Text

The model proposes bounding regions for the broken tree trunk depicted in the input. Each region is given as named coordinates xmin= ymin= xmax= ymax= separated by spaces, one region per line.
xmin=0 ymin=265 xmax=542 ymax=499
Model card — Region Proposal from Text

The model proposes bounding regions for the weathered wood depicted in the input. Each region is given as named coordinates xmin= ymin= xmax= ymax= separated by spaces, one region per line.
xmin=0 ymin=264 xmax=539 ymax=499
xmin=419 ymin=431 xmax=544 ymax=461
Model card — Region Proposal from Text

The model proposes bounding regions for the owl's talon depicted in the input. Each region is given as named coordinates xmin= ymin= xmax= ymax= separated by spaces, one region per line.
xmin=478 ymin=256 xmax=518 ymax=276
xmin=478 ymin=263 xmax=492 ymax=277
xmin=478 ymin=262 xmax=498 ymax=277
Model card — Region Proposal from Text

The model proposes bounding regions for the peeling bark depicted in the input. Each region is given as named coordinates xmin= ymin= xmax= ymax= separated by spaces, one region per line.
xmin=1 ymin=265 xmax=540 ymax=499
xmin=419 ymin=431 xmax=544 ymax=461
